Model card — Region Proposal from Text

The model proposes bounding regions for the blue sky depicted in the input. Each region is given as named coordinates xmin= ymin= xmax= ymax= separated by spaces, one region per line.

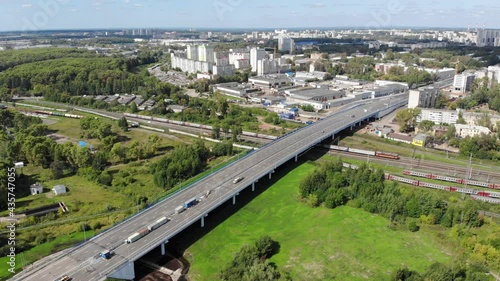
xmin=1 ymin=0 xmax=499 ymax=32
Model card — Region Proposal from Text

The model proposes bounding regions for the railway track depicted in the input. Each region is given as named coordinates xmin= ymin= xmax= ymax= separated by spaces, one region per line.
xmin=328 ymin=150 xmax=500 ymax=183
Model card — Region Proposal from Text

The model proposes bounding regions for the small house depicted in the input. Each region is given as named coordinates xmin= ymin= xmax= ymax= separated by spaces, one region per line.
xmin=52 ymin=185 xmax=67 ymax=196
xmin=30 ymin=183 xmax=43 ymax=195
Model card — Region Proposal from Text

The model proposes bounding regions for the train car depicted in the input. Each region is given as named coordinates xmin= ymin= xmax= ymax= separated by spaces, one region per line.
xmin=330 ymin=145 xmax=349 ymax=152
xmin=170 ymin=120 xmax=183 ymax=125
xmin=147 ymin=216 xmax=169 ymax=231
xmin=348 ymin=148 xmax=376 ymax=156
xmin=153 ymin=117 xmax=168 ymax=123
xmin=375 ymin=151 xmax=400 ymax=160
xmin=471 ymin=195 xmax=500 ymax=204
xmin=242 ymin=131 xmax=258 ymax=137
xmin=488 ymin=191 xmax=500 ymax=199
xmin=419 ymin=181 xmax=448 ymax=191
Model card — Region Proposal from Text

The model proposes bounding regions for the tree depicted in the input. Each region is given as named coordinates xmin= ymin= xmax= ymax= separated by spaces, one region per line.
xmin=110 ymin=143 xmax=127 ymax=163
xmin=129 ymin=102 xmax=138 ymax=113
xmin=118 ymin=117 xmax=129 ymax=132
xmin=395 ymin=108 xmax=421 ymax=132
xmin=50 ymin=159 xmax=65 ymax=179
xmin=417 ymin=120 xmax=435 ymax=132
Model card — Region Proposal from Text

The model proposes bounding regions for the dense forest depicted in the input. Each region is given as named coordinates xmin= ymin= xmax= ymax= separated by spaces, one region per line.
xmin=0 ymin=48 xmax=95 ymax=72
xmin=0 ymin=48 xmax=162 ymax=100
xmin=299 ymin=160 xmax=499 ymax=275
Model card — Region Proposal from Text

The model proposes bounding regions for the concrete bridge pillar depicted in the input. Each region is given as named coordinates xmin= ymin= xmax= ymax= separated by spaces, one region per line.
xmin=350 ymin=126 xmax=353 ymax=131
xmin=332 ymin=134 xmax=335 ymax=140
xmin=109 ymin=260 xmax=135 ymax=280
xmin=233 ymin=195 xmax=236 ymax=205
xmin=252 ymin=182 xmax=255 ymax=192
xmin=161 ymin=240 xmax=169 ymax=256
xmin=295 ymin=155 xmax=298 ymax=162
xmin=201 ymin=215 xmax=205 ymax=228
xmin=269 ymin=172 xmax=272 ymax=179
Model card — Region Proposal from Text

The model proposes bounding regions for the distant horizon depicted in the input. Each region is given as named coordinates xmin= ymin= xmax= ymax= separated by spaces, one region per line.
xmin=2 ymin=25 xmax=498 ymax=34
xmin=1 ymin=0 xmax=498 ymax=32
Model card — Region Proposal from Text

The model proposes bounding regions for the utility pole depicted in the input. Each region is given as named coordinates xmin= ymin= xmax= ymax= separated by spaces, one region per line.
xmin=467 ymin=153 xmax=473 ymax=180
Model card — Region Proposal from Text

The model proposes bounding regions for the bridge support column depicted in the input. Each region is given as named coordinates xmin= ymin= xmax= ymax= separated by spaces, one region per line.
xmin=332 ymin=134 xmax=335 ymax=140
xmin=201 ymin=216 xmax=205 ymax=227
xmin=161 ymin=242 xmax=166 ymax=255
xmin=295 ymin=155 xmax=298 ymax=162
xmin=350 ymin=126 xmax=353 ymax=131
xmin=109 ymin=260 xmax=135 ymax=280
xmin=252 ymin=182 xmax=255 ymax=192
xmin=269 ymin=172 xmax=272 ymax=179
xmin=233 ymin=195 xmax=236 ymax=205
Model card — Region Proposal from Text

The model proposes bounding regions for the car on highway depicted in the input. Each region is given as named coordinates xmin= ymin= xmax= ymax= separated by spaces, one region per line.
xmin=54 ymin=275 xmax=72 ymax=281
xmin=233 ymin=177 xmax=244 ymax=184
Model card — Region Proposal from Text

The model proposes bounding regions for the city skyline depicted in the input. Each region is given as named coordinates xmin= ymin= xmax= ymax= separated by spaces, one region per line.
xmin=1 ymin=0 xmax=500 ymax=32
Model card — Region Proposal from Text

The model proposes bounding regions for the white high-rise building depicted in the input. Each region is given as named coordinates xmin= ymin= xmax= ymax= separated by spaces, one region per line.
xmin=487 ymin=65 xmax=500 ymax=85
xmin=186 ymin=45 xmax=198 ymax=61
xmin=213 ymin=52 xmax=229 ymax=66
xmin=257 ymin=59 xmax=279 ymax=76
xmin=278 ymin=37 xmax=295 ymax=54
xmin=198 ymin=44 xmax=214 ymax=63
xmin=408 ymin=87 xmax=439 ymax=109
xmin=453 ymin=72 xmax=475 ymax=93
xmin=250 ymin=48 xmax=267 ymax=72
xmin=229 ymin=52 xmax=250 ymax=65
xmin=476 ymin=29 xmax=500 ymax=47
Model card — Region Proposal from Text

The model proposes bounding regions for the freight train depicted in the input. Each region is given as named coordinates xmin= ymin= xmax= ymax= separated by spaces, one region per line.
xmin=34 ymin=110 xmax=82 ymax=119
xmin=123 ymin=113 xmax=278 ymax=140
xmin=322 ymin=144 xmax=400 ymax=160
xmin=403 ymin=170 xmax=500 ymax=190
xmin=384 ymin=174 xmax=500 ymax=204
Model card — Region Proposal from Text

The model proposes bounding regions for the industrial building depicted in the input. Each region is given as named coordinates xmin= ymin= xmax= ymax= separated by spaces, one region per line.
xmin=249 ymin=74 xmax=291 ymax=88
xmin=213 ymin=82 xmax=263 ymax=98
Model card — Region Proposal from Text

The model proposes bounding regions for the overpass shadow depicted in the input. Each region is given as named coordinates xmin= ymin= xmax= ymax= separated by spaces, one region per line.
xmin=137 ymin=148 xmax=328 ymax=276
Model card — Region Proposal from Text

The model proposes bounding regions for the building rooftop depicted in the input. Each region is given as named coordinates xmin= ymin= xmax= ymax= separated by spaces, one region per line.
xmin=413 ymin=133 xmax=428 ymax=141
xmin=387 ymin=133 xmax=414 ymax=142
xmin=286 ymin=88 xmax=344 ymax=100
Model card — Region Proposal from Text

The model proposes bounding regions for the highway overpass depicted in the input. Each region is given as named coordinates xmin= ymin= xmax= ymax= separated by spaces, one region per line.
xmin=11 ymin=94 xmax=408 ymax=281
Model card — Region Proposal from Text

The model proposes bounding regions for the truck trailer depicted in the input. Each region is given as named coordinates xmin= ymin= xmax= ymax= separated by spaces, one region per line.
xmin=183 ymin=198 xmax=197 ymax=208
xmin=125 ymin=228 xmax=149 ymax=244
xmin=175 ymin=205 xmax=185 ymax=214
xmin=147 ymin=216 xmax=169 ymax=231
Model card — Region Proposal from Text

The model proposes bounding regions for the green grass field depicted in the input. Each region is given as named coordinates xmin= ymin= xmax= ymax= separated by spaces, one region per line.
xmin=185 ymin=163 xmax=452 ymax=281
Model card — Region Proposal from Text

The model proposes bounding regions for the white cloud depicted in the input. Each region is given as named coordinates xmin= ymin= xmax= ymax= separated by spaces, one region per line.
xmin=21 ymin=3 xmax=32 ymax=8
